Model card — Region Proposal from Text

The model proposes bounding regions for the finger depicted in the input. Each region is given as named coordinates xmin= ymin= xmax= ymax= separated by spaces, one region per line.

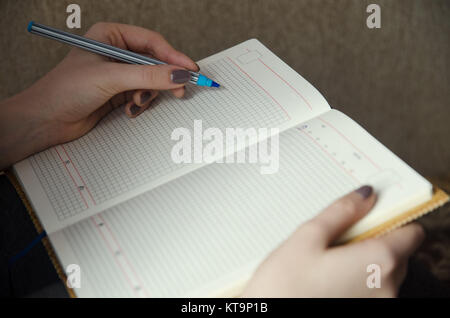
xmin=171 ymin=87 xmax=185 ymax=99
xmin=84 ymin=100 xmax=115 ymax=127
xmin=109 ymin=92 xmax=128 ymax=108
xmin=127 ymin=52 xmax=199 ymax=79
xmin=124 ymin=90 xmax=135 ymax=103
xmin=302 ymin=185 xmax=376 ymax=247
xmin=377 ymin=223 xmax=425 ymax=261
xmin=102 ymin=63 xmax=191 ymax=94
xmin=132 ymin=90 xmax=158 ymax=107
xmin=85 ymin=23 xmax=199 ymax=71
xmin=124 ymin=100 xmax=145 ymax=118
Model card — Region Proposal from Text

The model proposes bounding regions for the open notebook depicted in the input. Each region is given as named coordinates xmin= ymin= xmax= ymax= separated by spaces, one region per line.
xmin=13 ymin=39 xmax=448 ymax=297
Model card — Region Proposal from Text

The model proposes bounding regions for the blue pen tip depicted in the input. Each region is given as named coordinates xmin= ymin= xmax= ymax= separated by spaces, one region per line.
xmin=27 ymin=21 xmax=34 ymax=32
xmin=194 ymin=74 xmax=220 ymax=87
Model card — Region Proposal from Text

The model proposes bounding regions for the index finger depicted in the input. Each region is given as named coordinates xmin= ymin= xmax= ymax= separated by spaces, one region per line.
xmin=86 ymin=22 xmax=199 ymax=72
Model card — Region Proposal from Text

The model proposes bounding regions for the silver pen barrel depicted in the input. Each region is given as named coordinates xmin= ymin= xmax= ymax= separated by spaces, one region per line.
xmin=29 ymin=22 xmax=199 ymax=84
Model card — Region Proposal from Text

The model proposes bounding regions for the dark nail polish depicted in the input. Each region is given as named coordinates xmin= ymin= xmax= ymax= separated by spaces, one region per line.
xmin=140 ymin=91 xmax=152 ymax=104
xmin=171 ymin=70 xmax=191 ymax=84
xmin=355 ymin=185 xmax=373 ymax=199
xmin=130 ymin=104 xmax=141 ymax=115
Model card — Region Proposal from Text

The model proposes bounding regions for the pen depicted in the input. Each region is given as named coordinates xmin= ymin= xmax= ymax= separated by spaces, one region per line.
xmin=27 ymin=21 xmax=220 ymax=88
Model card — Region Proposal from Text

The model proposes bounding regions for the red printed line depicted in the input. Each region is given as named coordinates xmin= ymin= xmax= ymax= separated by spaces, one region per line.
xmin=61 ymin=145 xmax=96 ymax=205
xmin=318 ymin=117 xmax=381 ymax=171
xmin=55 ymin=147 xmax=89 ymax=208
xmin=257 ymin=57 xmax=313 ymax=111
xmin=298 ymin=128 xmax=360 ymax=184
xmin=91 ymin=217 xmax=142 ymax=297
xmin=98 ymin=215 xmax=150 ymax=297
xmin=227 ymin=56 xmax=291 ymax=120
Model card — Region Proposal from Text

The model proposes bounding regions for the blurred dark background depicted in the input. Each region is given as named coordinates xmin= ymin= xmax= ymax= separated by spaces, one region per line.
xmin=0 ymin=0 xmax=449 ymax=178
xmin=0 ymin=0 xmax=449 ymax=295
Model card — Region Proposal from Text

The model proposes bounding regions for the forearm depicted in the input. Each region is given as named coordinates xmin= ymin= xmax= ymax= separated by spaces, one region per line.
xmin=0 ymin=90 xmax=52 ymax=170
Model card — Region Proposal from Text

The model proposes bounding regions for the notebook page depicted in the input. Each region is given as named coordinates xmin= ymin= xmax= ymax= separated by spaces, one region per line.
xmin=49 ymin=109 xmax=431 ymax=297
xmin=14 ymin=39 xmax=331 ymax=233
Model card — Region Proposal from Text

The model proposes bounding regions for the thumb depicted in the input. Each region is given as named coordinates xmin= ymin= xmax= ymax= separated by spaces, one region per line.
xmin=304 ymin=185 xmax=376 ymax=248
xmin=102 ymin=63 xmax=191 ymax=94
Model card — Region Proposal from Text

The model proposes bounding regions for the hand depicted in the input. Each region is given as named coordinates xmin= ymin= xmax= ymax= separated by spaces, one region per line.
xmin=0 ymin=22 xmax=198 ymax=169
xmin=242 ymin=185 xmax=425 ymax=297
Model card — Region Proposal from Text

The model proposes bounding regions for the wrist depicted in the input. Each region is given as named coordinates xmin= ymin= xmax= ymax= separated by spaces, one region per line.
xmin=0 ymin=89 xmax=54 ymax=169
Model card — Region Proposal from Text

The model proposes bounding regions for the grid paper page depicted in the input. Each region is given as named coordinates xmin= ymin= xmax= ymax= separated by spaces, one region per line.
xmin=50 ymin=110 xmax=431 ymax=297
xmin=28 ymin=57 xmax=287 ymax=219
xmin=15 ymin=39 xmax=331 ymax=233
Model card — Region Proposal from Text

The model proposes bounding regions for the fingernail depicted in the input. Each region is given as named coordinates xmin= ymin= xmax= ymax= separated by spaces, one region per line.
xmin=355 ymin=185 xmax=373 ymax=199
xmin=140 ymin=91 xmax=152 ymax=104
xmin=130 ymin=104 xmax=141 ymax=115
xmin=195 ymin=63 xmax=200 ymax=71
xmin=171 ymin=69 xmax=191 ymax=84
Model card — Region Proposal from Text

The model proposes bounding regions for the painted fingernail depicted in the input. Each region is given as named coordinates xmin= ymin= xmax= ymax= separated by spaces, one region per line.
xmin=140 ymin=91 xmax=152 ymax=104
xmin=171 ymin=70 xmax=191 ymax=84
xmin=130 ymin=104 xmax=141 ymax=115
xmin=355 ymin=185 xmax=373 ymax=199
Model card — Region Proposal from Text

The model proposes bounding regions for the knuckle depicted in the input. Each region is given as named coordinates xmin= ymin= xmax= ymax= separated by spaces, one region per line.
xmin=89 ymin=22 xmax=108 ymax=32
xmin=141 ymin=67 xmax=156 ymax=85
xmin=150 ymin=30 xmax=166 ymax=44
xmin=144 ymin=32 xmax=164 ymax=50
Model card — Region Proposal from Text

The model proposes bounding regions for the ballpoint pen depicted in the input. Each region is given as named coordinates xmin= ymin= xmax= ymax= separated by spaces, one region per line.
xmin=27 ymin=21 xmax=220 ymax=88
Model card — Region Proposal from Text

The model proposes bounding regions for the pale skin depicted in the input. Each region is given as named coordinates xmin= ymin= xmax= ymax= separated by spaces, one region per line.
xmin=242 ymin=188 xmax=424 ymax=297
xmin=0 ymin=22 xmax=199 ymax=170
xmin=0 ymin=23 xmax=425 ymax=297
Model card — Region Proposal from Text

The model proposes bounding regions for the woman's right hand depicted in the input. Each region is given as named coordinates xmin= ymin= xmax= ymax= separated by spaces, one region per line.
xmin=0 ymin=22 xmax=198 ymax=170
xmin=243 ymin=185 xmax=425 ymax=297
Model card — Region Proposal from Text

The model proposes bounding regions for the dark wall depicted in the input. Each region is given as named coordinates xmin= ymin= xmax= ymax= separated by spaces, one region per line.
xmin=0 ymin=0 xmax=449 ymax=177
